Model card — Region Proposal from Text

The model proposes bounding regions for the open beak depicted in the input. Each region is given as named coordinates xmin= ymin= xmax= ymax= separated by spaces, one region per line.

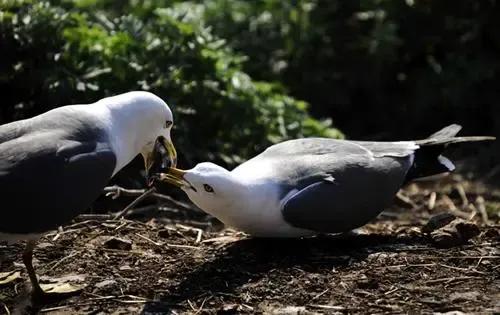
xmin=159 ymin=167 xmax=197 ymax=192
xmin=143 ymin=136 xmax=177 ymax=186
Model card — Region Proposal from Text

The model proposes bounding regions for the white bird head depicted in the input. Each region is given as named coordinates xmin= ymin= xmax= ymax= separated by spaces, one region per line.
xmin=97 ymin=91 xmax=177 ymax=180
xmin=162 ymin=162 xmax=244 ymax=214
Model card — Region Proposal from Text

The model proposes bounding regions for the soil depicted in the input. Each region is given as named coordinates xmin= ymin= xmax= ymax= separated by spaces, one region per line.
xmin=1 ymin=174 xmax=499 ymax=314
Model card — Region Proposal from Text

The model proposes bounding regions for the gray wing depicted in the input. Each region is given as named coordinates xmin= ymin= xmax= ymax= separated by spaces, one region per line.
xmin=256 ymin=139 xmax=416 ymax=233
xmin=280 ymin=153 xmax=413 ymax=233
xmin=259 ymin=138 xmax=418 ymax=158
xmin=0 ymin=110 xmax=116 ymax=234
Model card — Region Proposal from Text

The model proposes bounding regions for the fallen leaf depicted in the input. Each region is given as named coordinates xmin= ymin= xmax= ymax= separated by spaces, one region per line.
xmin=0 ymin=271 xmax=21 ymax=285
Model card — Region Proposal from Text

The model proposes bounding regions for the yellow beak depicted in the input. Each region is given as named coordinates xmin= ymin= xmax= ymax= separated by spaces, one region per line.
xmin=159 ymin=167 xmax=187 ymax=188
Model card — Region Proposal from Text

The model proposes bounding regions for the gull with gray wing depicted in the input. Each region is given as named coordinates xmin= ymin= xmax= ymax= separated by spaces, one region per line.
xmin=0 ymin=91 xmax=177 ymax=301
xmin=160 ymin=124 xmax=494 ymax=237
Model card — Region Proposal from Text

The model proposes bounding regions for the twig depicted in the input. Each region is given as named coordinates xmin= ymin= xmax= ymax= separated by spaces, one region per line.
xmin=396 ymin=192 xmax=417 ymax=208
xmin=475 ymin=196 xmax=490 ymax=225
xmin=165 ymin=243 xmax=200 ymax=250
xmin=45 ymin=227 xmax=87 ymax=238
xmin=441 ymin=195 xmax=472 ymax=219
xmin=113 ymin=187 xmax=157 ymax=219
xmin=195 ymin=229 xmax=203 ymax=243
xmin=309 ymin=304 xmax=346 ymax=311
xmin=114 ymin=221 xmax=128 ymax=231
xmin=49 ymin=251 xmax=80 ymax=271
xmin=135 ymin=233 xmax=162 ymax=246
xmin=428 ymin=191 xmax=437 ymax=210
xmin=74 ymin=215 xmax=114 ymax=221
xmin=104 ymin=185 xmax=195 ymax=212
xmin=2 ymin=302 xmax=10 ymax=315
xmin=311 ymin=289 xmax=329 ymax=301
xmin=455 ymin=184 xmax=469 ymax=207
xmin=187 ymin=300 xmax=197 ymax=312
xmin=421 ymin=255 xmax=500 ymax=260
xmin=383 ymin=286 xmax=399 ymax=295
xmin=175 ymin=224 xmax=204 ymax=243
xmin=194 ymin=296 xmax=209 ymax=315
xmin=438 ymin=263 xmax=487 ymax=275
xmin=423 ymin=276 xmax=482 ymax=284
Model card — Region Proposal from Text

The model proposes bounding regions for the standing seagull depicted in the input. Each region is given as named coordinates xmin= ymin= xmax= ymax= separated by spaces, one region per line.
xmin=161 ymin=125 xmax=494 ymax=237
xmin=0 ymin=91 xmax=177 ymax=300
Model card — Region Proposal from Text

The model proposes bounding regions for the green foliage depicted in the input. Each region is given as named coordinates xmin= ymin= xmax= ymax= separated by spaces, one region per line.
xmin=0 ymin=0 xmax=342 ymax=171
xmin=195 ymin=0 xmax=500 ymax=140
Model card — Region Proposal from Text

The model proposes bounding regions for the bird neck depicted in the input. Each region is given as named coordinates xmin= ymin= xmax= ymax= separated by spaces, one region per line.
xmin=201 ymin=178 xmax=283 ymax=233
xmin=94 ymin=102 xmax=150 ymax=175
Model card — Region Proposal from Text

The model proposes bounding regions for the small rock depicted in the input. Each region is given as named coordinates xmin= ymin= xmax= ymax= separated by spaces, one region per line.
xmin=356 ymin=277 xmax=379 ymax=289
xmin=103 ymin=237 xmax=132 ymax=250
xmin=158 ymin=229 xmax=172 ymax=238
xmin=119 ymin=265 xmax=133 ymax=271
xmin=421 ymin=212 xmax=456 ymax=234
xmin=259 ymin=304 xmax=319 ymax=315
xmin=217 ymin=303 xmax=241 ymax=314
xmin=95 ymin=279 xmax=117 ymax=289
xmin=483 ymin=227 xmax=499 ymax=239
xmin=430 ymin=219 xmax=480 ymax=248
xmin=455 ymin=221 xmax=481 ymax=240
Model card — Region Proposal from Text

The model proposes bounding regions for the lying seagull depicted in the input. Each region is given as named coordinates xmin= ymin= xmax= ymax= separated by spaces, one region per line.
xmin=161 ymin=124 xmax=494 ymax=237
xmin=0 ymin=91 xmax=177 ymax=301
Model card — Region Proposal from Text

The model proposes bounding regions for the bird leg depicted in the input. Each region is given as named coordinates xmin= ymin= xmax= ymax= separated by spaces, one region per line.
xmin=22 ymin=240 xmax=83 ymax=303
xmin=22 ymin=240 xmax=45 ymax=297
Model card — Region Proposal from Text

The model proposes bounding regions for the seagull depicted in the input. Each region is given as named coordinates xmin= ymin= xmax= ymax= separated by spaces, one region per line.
xmin=0 ymin=91 xmax=177 ymax=301
xmin=160 ymin=124 xmax=494 ymax=238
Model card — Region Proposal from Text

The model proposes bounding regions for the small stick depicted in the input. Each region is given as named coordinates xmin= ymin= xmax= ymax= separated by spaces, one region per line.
xmin=396 ymin=192 xmax=417 ymax=208
xmin=441 ymin=195 xmax=472 ymax=219
xmin=311 ymin=289 xmax=329 ymax=301
xmin=2 ymin=303 xmax=10 ymax=315
xmin=383 ymin=286 xmax=399 ymax=295
xmin=194 ymin=296 xmax=209 ymax=315
xmin=175 ymin=224 xmax=204 ymax=243
xmin=475 ymin=196 xmax=490 ymax=225
xmin=309 ymin=305 xmax=346 ymax=311
xmin=135 ymin=233 xmax=162 ymax=246
xmin=195 ymin=229 xmax=203 ymax=243
xmin=165 ymin=243 xmax=200 ymax=250
xmin=187 ymin=300 xmax=197 ymax=312
xmin=438 ymin=263 xmax=487 ymax=275
xmin=104 ymin=185 xmax=195 ymax=212
xmin=428 ymin=192 xmax=436 ymax=210
xmin=456 ymin=184 xmax=469 ymax=207
xmin=421 ymin=255 xmax=500 ymax=259
xmin=423 ymin=276 xmax=482 ymax=284
xmin=49 ymin=251 xmax=80 ymax=271
xmin=113 ymin=187 xmax=157 ymax=219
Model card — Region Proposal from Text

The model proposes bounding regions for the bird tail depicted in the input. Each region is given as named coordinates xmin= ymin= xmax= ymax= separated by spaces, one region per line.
xmin=405 ymin=124 xmax=495 ymax=181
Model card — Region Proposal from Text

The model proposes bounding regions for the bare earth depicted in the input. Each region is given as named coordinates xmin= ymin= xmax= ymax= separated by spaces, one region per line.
xmin=1 ymin=175 xmax=499 ymax=314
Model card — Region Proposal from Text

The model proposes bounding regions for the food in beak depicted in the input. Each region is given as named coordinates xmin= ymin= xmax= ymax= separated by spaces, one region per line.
xmin=146 ymin=136 xmax=177 ymax=186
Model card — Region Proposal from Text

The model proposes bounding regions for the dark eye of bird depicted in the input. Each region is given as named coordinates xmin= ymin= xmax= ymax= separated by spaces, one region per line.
xmin=165 ymin=120 xmax=173 ymax=128
xmin=203 ymin=184 xmax=214 ymax=193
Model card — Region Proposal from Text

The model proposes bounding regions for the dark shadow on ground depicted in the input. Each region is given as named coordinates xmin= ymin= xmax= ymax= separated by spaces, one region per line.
xmin=140 ymin=232 xmax=429 ymax=313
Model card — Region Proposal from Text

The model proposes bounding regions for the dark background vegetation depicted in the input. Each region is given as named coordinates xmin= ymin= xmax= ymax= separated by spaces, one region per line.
xmin=1 ymin=0 xmax=498 ymax=188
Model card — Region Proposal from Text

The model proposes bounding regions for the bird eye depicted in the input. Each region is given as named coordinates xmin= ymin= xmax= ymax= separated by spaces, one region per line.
xmin=165 ymin=120 xmax=173 ymax=128
xmin=203 ymin=184 xmax=214 ymax=193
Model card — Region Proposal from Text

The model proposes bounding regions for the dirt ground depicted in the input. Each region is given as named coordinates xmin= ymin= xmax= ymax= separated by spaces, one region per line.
xmin=1 ymin=174 xmax=499 ymax=314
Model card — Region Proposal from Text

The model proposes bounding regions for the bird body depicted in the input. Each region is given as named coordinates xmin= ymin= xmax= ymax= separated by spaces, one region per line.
xmin=163 ymin=124 xmax=495 ymax=238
